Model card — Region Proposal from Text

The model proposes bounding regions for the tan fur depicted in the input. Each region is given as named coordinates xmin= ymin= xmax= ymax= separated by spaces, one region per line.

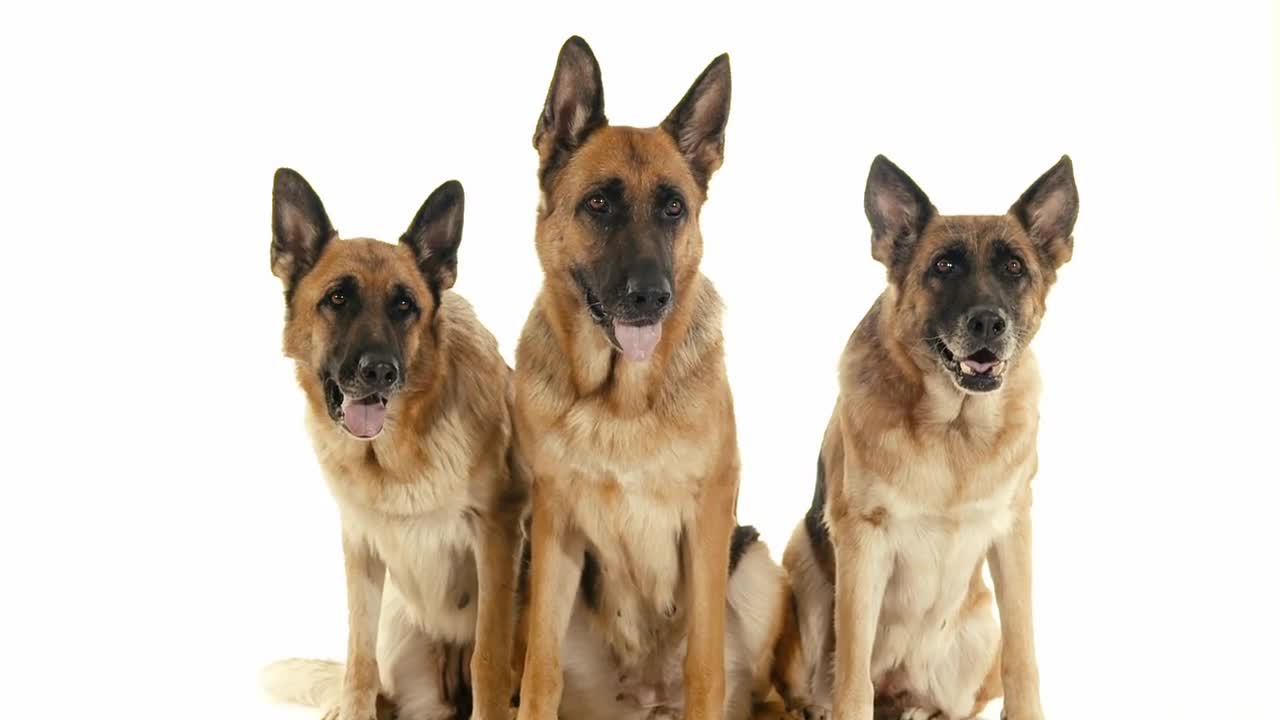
xmin=514 ymin=158 xmax=745 ymax=719
xmin=784 ymin=296 xmax=1037 ymax=720
xmin=781 ymin=159 xmax=1077 ymax=720
xmin=514 ymin=39 xmax=783 ymax=720
xmin=264 ymin=234 xmax=527 ymax=720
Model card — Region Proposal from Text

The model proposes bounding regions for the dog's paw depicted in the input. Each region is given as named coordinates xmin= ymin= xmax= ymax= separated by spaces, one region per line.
xmin=320 ymin=702 xmax=379 ymax=720
xmin=899 ymin=709 xmax=942 ymax=720
xmin=1000 ymin=707 xmax=1044 ymax=720
xmin=790 ymin=704 xmax=830 ymax=720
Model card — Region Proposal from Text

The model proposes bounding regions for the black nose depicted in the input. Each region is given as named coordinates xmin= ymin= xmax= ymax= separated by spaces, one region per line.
xmin=358 ymin=353 xmax=400 ymax=391
xmin=621 ymin=276 xmax=672 ymax=314
xmin=966 ymin=309 xmax=1008 ymax=341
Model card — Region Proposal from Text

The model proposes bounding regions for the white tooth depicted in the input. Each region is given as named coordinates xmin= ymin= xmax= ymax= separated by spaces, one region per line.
xmin=994 ymin=361 xmax=1006 ymax=376
xmin=960 ymin=362 xmax=975 ymax=375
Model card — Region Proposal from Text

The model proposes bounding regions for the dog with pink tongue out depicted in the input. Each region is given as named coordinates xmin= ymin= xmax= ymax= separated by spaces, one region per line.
xmin=262 ymin=170 xmax=527 ymax=720
xmin=512 ymin=37 xmax=793 ymax=720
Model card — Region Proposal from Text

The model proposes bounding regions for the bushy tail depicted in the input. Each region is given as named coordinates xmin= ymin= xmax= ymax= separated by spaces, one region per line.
xmin=260 ymin=658 xmax=345 ymax=709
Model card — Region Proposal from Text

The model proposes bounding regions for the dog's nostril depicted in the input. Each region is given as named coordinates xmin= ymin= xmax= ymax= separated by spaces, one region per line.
xmin=967 ymin=310 xmax=1005 ymax=339
xmin=359 ymin=358 xmax=398 ymax=388
xmin=373 ymin=363 xmax=397 ymax=386
xmin=625 ymin=287 xmax=671 ymax=310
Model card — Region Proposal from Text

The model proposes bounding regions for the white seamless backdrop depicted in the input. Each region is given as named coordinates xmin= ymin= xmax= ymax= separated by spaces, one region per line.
xmin=1 ymin=2 xmax=1276 ymax=719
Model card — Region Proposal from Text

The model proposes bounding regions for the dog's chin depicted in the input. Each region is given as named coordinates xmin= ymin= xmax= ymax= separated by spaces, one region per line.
xmin=324 ymin=378 xmax=391 ymax=440
xmin=933 ymin=341 xmax=1010 ymax=394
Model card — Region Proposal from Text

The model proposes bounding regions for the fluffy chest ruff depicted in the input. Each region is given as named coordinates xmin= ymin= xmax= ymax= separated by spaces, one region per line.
xmin=536 ymin=418 xmax=711 ymax=672
xmin=307 ymin=409 xmax=501 ymax=642
xmin=515 ymin=270 xmax=743 ymax=720
xmin=865 ymin=458 xmax=1021 ymax=634
xmin=834 ymin=363 xmax=1041 ymax=676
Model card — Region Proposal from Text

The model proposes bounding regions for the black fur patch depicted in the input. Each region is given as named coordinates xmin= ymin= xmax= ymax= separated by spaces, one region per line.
xmin=728 ymin=524 xmax=760 ymax=573
xmin=443 ymin=643 xmax=472 ymax=719
xmin=580 ymin=548 xmax=602 ymax=611
xmin=804 ymin=456 xmax=830 ymax=552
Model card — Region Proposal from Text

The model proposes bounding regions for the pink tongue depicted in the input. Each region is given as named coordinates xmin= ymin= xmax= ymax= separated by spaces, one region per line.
xmin=341 ymin=397 xmax=387 ymax=438
xmin=963 ymin=358 xmax=997 ymax=374
xmin=613 ymin=321 xmax=662 ymax=362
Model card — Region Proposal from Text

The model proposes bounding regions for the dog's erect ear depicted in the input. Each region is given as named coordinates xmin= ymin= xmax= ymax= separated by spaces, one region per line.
xmin=1011 ymin=155 xmax=1078 ymax=268
xmin=661 ymin=53 xmax=731 ymax=188
xmin=534 ymin=36 xmax=606 ymax=186
xmin=272 ymin=168 xmax=336 ymax=291
xmin=401 ymin=180 xmax=464 ymax=294
xmin=864 ymin=155 xmax=935 ymax=269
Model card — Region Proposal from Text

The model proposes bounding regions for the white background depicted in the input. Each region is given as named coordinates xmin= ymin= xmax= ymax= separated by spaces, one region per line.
xmin=2 ymin=2 xmax=1276 ymax=718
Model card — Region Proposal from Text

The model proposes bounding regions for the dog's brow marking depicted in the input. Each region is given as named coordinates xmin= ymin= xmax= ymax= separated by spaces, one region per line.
xmin=624 ymin=132 xmax=646 ymax=174
xmin=939 ymin=215 xmax=958 ymax=244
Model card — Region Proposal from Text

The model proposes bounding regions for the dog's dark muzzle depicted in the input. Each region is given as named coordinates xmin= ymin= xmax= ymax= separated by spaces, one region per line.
xmin=323 ymin=349 xmax=404 ymax=439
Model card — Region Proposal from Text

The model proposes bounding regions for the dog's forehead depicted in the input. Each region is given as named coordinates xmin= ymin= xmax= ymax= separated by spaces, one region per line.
xmin=568 ymin=126 xmax=696 ymax=196
xmin=922 ymin=215 xmax=1030 ymax=255
xmin=307 ymin=239 xmax=425 ymax=294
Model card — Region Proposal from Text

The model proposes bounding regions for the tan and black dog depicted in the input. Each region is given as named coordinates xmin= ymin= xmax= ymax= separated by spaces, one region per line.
xmin=512 ymin=37 xmax=792 ymax=720
xmin=777 ymin=157 xmax=1078 ymax=720
xmin=261 ymin=169 xmax=527 ymax=720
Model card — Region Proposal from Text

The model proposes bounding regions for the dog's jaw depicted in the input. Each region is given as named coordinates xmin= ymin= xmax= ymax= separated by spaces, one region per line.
xmin=932 ymin=339 xmax=1010 ymax=394
xmin=571 ymin=268 xmax=666 ymax=362
xmin=323 ymin=375 xmax=391 ymax=439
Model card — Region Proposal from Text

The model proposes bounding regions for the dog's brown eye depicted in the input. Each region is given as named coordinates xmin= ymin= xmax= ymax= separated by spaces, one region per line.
xmin=329 ymin=291 xmax=346 ymax=306
xmin=1006 ymin=258 xmax=1024 ymax=276
xmin=396 ymin=298 xmax=413 ymax=313
xmin=585 ymin=194 xmax=609 ymax=213
xmin=664 ymin=198 xmax=684 ymax=218
xmin=935 ymin=259 xmax=955 ymax=275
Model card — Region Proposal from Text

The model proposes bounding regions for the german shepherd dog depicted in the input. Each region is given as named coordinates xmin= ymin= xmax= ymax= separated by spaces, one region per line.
xmin=261 ymin=169 xmax=527 ymax=720
xmin=777 ymin=157 xmax=1078 ymax=720
xmin=512 ymin=37 xmax=791 ymax=720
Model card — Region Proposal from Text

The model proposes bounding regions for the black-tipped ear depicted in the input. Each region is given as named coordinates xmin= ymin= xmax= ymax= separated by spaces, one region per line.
xmin=272 ymin=168 xmax=336 ymax=291
xmin=1011 ymin=155 xmax=1078 ymax=268
xmin=534 ymin=36 xmax=606 ymax=187
xmin=401 ymin=180 xmax=464 ymax=294
xmin=661 ymin=53 xmax=731 ymax=188
xmin=864 ymin=155 xmax=935 ymax=269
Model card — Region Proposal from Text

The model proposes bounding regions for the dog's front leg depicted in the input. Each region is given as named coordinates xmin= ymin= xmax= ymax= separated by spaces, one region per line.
xmin=471 ymin=502 xmax=524 ymax=720
xmin=682 ymin=468 xmax=737 ymax=720
xmin=988 ymin=506 xmax=1043 ymax=720
xmin=329 ymin=530 xmax=385 ymax=720
xmin=515 ymin=480 xmax=584 ymax=720
xmin=829 ymin=503 xmax=891 ymax=720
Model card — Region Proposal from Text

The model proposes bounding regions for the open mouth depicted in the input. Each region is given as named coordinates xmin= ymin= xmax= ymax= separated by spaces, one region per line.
xmin=324 ymin=377 xmax=389 ymax=439
xmin=573 ymin=271 xmax=664 ymax=363
xmin=574 ymin=270 xmax=610 ymax=324
xmin=934 ymin=341 xmax=1008 ymax=392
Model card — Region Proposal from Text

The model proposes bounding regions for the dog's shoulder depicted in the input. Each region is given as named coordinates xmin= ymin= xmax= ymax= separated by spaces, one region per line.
xmin=435 ymin=290 xmax=511 ymax=418
xmin=440 ymin=291 xmax=504 ymax=370
xmin=511 ymin=293 xmax=577 ymax=425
